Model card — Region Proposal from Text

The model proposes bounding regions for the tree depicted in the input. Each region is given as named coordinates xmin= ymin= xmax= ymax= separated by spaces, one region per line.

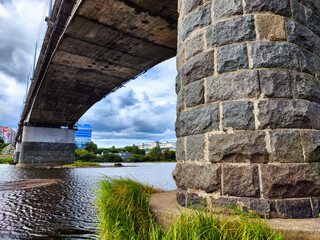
xmin=75 ymin=149 xmax=99 ymax=162
xmin=85 ymin=142 xmax=98 ymax=153
xmin=109 ymin=146 xmax=119 ymax=153
xmin=0 ymin=137 xmax=4 ymax=143
xmin=148 ymin=146 xmax=162 ymax=161
xmin=129 ymin=154 xmax=144 ymax=162
xmin=101 ymin=153 xmax=122 ymax=162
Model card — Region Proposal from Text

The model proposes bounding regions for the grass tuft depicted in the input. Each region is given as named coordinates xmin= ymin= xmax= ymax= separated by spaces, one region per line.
xmin=0 ymin=158 xmax=14 ymax=164
xmin=96 ymin=178 xmax=286 ymax=240
xmin=96 ymin=177 xmax=165 ymax=240
xmin=65 ymin=160 xmax=99 ymax=167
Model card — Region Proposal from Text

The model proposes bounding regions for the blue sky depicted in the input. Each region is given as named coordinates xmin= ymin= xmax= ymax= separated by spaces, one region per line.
xmin=0 ymin=0 xmax=177 ymax=148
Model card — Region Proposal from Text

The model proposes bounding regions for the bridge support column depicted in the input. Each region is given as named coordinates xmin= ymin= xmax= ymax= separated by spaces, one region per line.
xmin=173 ymin=0 xmax=320 ymax=218
xmin=16 ymin=126 xmax=75 ymax=168
xmin=14 ymin=142 xmax=21 ymax=163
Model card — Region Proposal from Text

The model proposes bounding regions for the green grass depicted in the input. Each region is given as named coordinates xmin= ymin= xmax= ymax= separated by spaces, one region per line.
xmin=114 ymin=163 xmax=123 ymax=167
xmin=96 ymin=177 xmax=164 ymax=240
xmin=96 ymin=178 xmax=286 ymax=240
xmin=0 ymin=158 xmax=14 ymax=164
xmin=65 ymin=160 xmax=99 ymax=167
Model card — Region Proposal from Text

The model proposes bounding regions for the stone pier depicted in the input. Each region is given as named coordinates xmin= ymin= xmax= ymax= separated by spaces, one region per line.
xmin=173 ymin=0 xmax=320 ymax=218
xmin=14 ymin=142 xmax=21 ymax=163
xmin=16 ymin=126 xmax=75 ymax=168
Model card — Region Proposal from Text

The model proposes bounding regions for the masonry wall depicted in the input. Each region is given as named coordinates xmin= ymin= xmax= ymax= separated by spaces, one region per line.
xmin=173 ymin=0 xmax=320 ymax=218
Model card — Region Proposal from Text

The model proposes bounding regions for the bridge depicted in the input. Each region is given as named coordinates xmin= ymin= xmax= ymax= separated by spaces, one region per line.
xmin=15 ymin=0 xmax=177 ymax=166
xmin=15 ymin=0 xmax=320 ymax=218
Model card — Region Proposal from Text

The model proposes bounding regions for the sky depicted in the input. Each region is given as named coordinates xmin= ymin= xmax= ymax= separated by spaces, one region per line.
xmin=0 ymin=0 xmax=177 ymax=148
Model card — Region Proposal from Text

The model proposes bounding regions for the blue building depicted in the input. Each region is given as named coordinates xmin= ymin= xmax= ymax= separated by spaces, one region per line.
xmin=75 ymin=124 xmax=92 ymax=149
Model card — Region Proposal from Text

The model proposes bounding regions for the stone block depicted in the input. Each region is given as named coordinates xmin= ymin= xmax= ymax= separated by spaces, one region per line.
xmin=287 ymin=19 xmax=318 ymax=54
xmin=175 ymin=72 xmax=181 ymax=94
xmin=213 ymin=0 xmax=243 ymax=20
xmin=276 ymin=199 xmax=313 ymax=218
xmin=244 ymin=0 xmax=291 ymax=17
xmin=222 ymin=164 xmax=260 ymax=197
xmin=185 ymin=80 xmax=204 ymax=108
xmin=315 ymin=56 xmax=320 ymax=76
xmin=182 ymin=2 xmax=211 ymax=39
xmin=176 ymin=137 xmax=186 ymax=161
xmin=269 ymin=130 xmax=304 ymax=163
xmin=186 ymin=133 xmax=205 ymax=161
xmin=211 ymin=196 xmax=276 ymax=218
xmin=299 ymin=48 xmax=315 ymax=75
xmin=257 ymin=100 xmax=315 ymax=129
xmin=222 ymin=101 xmax=255 ymax=130
xmin=185 ymin=32 xmax=204 ymax=60
xmin=181 ymin=50 xmax=214 ymax=86
xmin=184 ymin=0 xmax=202 ymax=14
xmin=206 ymin=70 xmax=260 ymax=102
xmin=259 ymin=70 xmax=293 ymax=98
xmin=306 ymin=8 xmax=320 ymax=37
xmin=301 ymin=130 xmax=320 ymax=162
xmin=250 ymin=42 xmax=300 ymax=70
xmin=176 ymin=188 xmax=187 ymax=207
xmin=292 ymin=0 xmax=307 ymax=24
xmin=217 ymin=43 xmax=249 ymax=73
xmin=294 ymin=72 xmax=320 ymax=102
xmin=175 ymin=103 xmax=220 ymax=137
xmin=261 ymin=163 xmax=320 ymax=198
xmin=176 ymin=88 xmax=185 ymax=113
xmin=176 ymin=45 xmax=185 ymax=72
xmin=208 ymin=131 xmax=269 ymax=163
xmin=172 ymin=162 xmax=221 ymax=193
xmin=255 ymin=14 xmax=287 ymax=41
xmin=311 ymin=197 xmax=320 ymax=218
xmin=186 ymin=192 xmax=207 ymax=208
xmin=206 ymin=15 xmax=256 ymax=48
xmin=311 ymin=102 xmax=320 ymax=129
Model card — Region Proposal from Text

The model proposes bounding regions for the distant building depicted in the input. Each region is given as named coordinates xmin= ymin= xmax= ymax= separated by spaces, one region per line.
xmin=138 ymin=141 xmax=176 ymax=152
xmin=75 ymin=124 xmax=92 ymax=149
xmin=0 ymin=126 xmax=16 ymax=144
xmin=114 ymin=152 xmax=133 ymax=160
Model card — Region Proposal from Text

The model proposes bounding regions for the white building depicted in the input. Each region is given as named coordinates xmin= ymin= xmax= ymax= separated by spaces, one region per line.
xmin=0 ymin=126 xmax=16 ymax=144
xmin=138 ymin=141 xmax=176 ymax=151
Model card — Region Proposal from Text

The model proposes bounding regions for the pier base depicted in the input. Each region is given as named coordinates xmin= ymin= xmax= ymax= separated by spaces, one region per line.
xmin=17 ymin=126 xmax=75 ymax=168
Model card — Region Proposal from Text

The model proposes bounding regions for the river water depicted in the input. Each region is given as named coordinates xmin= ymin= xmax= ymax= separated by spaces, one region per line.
xmin=0 ymin=162 xmax=177 ymax=239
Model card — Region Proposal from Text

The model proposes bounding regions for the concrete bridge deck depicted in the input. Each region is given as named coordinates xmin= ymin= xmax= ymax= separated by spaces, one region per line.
xmin=18 ymin=0 xmax=177 ymax=132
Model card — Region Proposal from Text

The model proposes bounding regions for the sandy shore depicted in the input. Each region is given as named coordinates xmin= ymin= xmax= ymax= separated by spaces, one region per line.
xmin=55 ymin=164 xmax=137 ymax=168
xmin=0 ymin=179 xmax=63 ymax=191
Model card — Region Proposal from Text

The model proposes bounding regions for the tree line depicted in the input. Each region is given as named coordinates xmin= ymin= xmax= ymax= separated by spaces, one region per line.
xmin=75 ymin=142 xmax=176 ymax=162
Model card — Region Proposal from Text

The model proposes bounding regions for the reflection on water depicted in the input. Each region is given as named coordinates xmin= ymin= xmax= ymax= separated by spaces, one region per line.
xmin=0 ymin=162 xmax=176 ymax=239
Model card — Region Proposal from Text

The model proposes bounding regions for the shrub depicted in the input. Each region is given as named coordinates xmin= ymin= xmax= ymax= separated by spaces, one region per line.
xmin=130 ymin=154 xmax=145 ymax=162
xmin=101 ymin=153 xmax=122 ymax=162
xmin=75 ymin=149 xmax=99 ymax=162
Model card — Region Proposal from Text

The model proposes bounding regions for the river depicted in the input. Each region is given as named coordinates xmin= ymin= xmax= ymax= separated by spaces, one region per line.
xmin=0 ymin=162 xmax=177 ymax=239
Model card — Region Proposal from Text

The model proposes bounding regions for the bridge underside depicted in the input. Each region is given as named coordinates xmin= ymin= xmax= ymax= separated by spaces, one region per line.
xmin=28 ymin=0 xmax=177 ymax=127
xmin=16 ymin=0 xmax=177 ymax=167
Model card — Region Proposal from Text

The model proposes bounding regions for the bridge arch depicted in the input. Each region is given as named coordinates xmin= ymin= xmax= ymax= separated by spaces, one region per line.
xmin=16 ymin=0 xmax=320 ymax=218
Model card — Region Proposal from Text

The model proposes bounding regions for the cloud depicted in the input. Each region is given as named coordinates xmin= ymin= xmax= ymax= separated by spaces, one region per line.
xmin=79 ymin=58 xmax=178 ymax=147
xmin=0 ymin=0 xmax=45 ymax=83
xmin=0 ymin=0 xmax=46 ymax=129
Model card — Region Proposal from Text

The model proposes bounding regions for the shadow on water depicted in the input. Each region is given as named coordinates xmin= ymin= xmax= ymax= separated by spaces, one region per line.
xmin=0 ymin=162 xmax=176 ymax=239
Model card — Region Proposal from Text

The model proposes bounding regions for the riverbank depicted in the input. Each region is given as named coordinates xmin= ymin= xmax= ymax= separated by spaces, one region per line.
xmin=96 ymin=178 xmax=286 ymax=239
xmin=151 ymin=191 xmax=320 ymax=240
xmin=0 ymin=158 xmax=14 ymax=164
